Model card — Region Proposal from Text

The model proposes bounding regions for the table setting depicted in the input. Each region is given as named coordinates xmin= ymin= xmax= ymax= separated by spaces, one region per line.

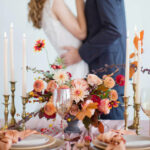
xmin=0 ymin=24 xmax=150 ymax=150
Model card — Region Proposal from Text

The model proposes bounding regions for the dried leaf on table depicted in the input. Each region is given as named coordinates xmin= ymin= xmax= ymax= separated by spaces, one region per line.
xmin=98 ymin=121 xmax=104 ymax=133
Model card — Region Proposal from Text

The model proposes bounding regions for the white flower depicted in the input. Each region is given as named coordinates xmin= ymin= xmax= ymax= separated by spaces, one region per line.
xmin=54 ymin=70 xmax=69 ymax=85
xmin=71 ymin=85 xmax=89 ymax=103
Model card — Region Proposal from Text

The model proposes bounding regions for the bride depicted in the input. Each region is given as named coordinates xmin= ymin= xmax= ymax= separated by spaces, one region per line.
xmin=28 ymin=0 xmax=89 ymax=79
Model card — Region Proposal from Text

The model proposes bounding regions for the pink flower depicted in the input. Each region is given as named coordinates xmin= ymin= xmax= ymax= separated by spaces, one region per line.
xmin=98 ymin=99 xmax=110 ymax=115
xmin=71 ymin=79 xmax=89 ymax=90
xmin=87 ymin=74 xmax=103 ymax=86
xmin=46 ymin=80 xmax=57 ymax=93
xmin=84 ymin=136 xmax=92 ymax=142
xmin=33 ymin=80 xmax=44 ymax=92
xmin=109 ymin=90 xmax=118 ymax=101
xmin=116 ymin=75 xmax=125 ymax=86
xmin=103 ymin=76 xmax=115 ymax=89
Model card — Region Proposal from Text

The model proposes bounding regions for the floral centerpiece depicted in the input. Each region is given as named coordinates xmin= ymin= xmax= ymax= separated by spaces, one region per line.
xmin=27 ymin=39 xmax=125 ymax=133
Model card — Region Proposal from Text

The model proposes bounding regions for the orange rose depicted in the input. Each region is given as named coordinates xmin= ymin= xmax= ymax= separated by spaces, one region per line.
xmin=44 ymin=102 xmax=56 ymax=116
xmin=109 ymin=90 xmax=118 ymax=101
xmin=33 ymin=80 xmax=44 ymax=92
xmin=103 ymin=76 xmax=115 ymax=89
xmin=46 ymin=80 xmax=57 ymax=93
xmin=87 ymin=74 xmax=102 ymax=86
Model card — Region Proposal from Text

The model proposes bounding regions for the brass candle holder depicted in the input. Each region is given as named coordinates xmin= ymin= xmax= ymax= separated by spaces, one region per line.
xmin=135 ymin=103 xmax=140 ymax=135
xmin=128 ymin=83 xmax=137 ymax=129
xmin=3 ymin=95 xmax=10 ymax=130
xmin=10 ymin=81 xmax=16 ymax=126
xmin=22 ymin=97 xmax=27 ymax=131
xmin=123 ymin=96 xmax=129 ymax=130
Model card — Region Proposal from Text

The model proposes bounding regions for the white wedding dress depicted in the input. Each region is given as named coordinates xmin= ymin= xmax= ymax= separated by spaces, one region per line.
xmin=42 ymin=0 xmax=89 ymax=79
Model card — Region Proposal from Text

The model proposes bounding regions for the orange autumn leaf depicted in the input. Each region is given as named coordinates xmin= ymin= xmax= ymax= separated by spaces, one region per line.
xmin=133 ymin=35 xmax=139 ymax=50
xmin=141 ymin=48 xmax=144 ymax=54
xmin=130 ymin=52 xmax=136 ymax=59
xmin=98 ymin=121 xmax=104 ymax=133
xmin=129 ymin=61 xmax=138 ymax=79
xmin=76 ymin=103 xmax=98 ymax=121
xmin=140 ymin=30 xmax=144 ymax=40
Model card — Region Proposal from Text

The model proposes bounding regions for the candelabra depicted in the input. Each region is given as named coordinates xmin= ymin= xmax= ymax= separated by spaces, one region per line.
xmin=22 ymin=97 xmax=27 ymax=131
xmin=135 ymin=103 xmax=140 ymax=135
xmin=3 ymin=95 xmax=10 ymax=130
xmin=128 ymin=83 xmax=137 ymax=129
xmin=10 ymin=81 xmax=16 ymax=126
xmin=123 ymin=96 xmax=129 ymax=130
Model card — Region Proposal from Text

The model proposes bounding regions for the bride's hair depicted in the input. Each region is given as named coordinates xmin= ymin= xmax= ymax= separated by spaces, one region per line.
xmin=28 ymin=0 xmax=46 ymax=29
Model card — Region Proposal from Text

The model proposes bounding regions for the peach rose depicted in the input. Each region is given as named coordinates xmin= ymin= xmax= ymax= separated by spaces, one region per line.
xmin=46 ymin=80 xmax=57 ymax=93
xmin=44 ymin=102 xmax=56 ymax=116
xmin=98 ymin=99 xmax=110 ymax=115
xmin=109 ymin=90 xmax=118 ymax=101
xmin=87 ymin=74 xmax=103 ymax=86
xmin=71 ymin=79 xmax=89 ymax=90
xmin=103 ymin=76 xmax=115 ymax=89
xmin=33 ymin=80 xmax=44 ymax=92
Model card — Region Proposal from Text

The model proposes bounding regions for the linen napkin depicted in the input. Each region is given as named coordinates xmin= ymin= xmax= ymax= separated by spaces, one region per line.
xmin=0 ymin=129 xmax=37 ymax=150
xmin=97 ymin=129 xmax=136 ymax=150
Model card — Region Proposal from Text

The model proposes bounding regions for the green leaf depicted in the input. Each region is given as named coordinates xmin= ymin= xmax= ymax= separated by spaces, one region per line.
xmin=83 ymin=116 xmax=91 ymax=129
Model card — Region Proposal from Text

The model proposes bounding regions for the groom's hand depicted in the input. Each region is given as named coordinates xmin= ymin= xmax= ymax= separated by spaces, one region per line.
xmin=61 ymin=46 xmax=82 ymax=66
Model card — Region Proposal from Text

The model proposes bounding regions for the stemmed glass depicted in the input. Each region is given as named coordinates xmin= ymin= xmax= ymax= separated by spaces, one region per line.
xmin=141 ymin=87 xmax=150 ymax=136
xmin=53 ymin=88 xmax=71 ymax=137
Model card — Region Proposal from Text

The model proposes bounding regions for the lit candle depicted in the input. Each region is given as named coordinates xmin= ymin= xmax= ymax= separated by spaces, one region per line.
xmin=22 ymin=34 xmax=27 ymax=97
xmin=124 ymin=32 xmax=130 ymax=97
xmin=10 ymin=23 xmax=15 ymax=82
xmin=4 ymin=32 xmax=9 ymax=95
xmin=135 ymin=40 xmax=141 ymax=104
xmin=133 ymin=26 xmax=138 ymax=84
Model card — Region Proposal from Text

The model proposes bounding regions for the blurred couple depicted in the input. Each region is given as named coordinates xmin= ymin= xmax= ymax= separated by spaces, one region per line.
xmin=28 ymin=0 xmax=126 ymax=119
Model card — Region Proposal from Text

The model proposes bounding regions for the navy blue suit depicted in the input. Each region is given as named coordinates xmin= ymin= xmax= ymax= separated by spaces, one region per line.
xmin=79 ymin=0 xmax=126 ymax=120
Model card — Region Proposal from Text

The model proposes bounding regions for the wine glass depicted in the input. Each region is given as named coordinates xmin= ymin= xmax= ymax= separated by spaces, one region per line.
xmin=141 ymin=88 xmax=150 ymax=136
xmin=53 ymin=88 xmax=71 ymax=139
xmin=53 ymin=88 xmax=71 ymax=118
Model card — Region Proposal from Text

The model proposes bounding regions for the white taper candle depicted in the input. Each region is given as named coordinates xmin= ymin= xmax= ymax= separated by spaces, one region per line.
xmin=10 ymin=23 xmax=15 ymax=82
xmin=135 ymin=40 xmax=141 ymax=104
xmin=124 ymin=32 xmax=130 ymax=97
xmin=4 ymin=32 xmax=9 ymax=95
xmin=133 ymin=26 xmax=138 ymax=84
xmin=22 ymin=33 xmax=27 ymax=97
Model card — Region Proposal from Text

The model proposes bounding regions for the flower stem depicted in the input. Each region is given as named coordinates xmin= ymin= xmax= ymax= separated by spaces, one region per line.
xmin=44 ymin=48 xmax=51 ymax=69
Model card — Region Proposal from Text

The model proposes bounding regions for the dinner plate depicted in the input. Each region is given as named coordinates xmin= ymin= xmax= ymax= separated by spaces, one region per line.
xmin=10 ymin=134 xmax=56 ymax=150
xmin=93 ymin=135 xmax=150 ymax=150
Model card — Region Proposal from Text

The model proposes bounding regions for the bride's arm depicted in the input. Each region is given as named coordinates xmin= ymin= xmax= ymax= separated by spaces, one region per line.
xmin=52 ymin=0 xmax=87 ymax=40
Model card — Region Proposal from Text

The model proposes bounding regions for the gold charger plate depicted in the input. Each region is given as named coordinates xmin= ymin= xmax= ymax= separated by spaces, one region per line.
xmin=10 ymin=134 xmax=56 ymax=150
xmin=93 ymin=139 xmax=150 ymax=150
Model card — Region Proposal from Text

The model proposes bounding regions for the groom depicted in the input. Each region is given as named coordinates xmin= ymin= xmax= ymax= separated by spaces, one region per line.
xmin=61 ymin=0 xmax=126 ymax=120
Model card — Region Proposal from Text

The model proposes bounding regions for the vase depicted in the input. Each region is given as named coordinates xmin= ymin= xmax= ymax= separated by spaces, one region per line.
xmin=64 ymin=115 xmax=81 ymax=134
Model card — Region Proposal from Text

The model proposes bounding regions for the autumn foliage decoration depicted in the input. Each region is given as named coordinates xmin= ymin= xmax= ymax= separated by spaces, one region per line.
xmin=129 ymin=30 xmax=144 ymax=79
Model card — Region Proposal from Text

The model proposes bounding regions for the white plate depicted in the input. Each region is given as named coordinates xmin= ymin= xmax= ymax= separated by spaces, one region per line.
xmin=12 ymin=134 xmax=49 ymax=147
xmin=93 ymin=135 xmax=150 ymax=150
xmin=11 ymin=134 xmax=56 ymax=150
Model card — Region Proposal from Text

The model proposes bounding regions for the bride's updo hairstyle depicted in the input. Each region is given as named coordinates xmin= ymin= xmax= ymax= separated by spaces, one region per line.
xmin=28 ymin=0 xmax=46 ymax=29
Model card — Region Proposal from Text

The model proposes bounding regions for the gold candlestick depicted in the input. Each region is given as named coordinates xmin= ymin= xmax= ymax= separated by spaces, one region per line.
xmin=22 ymin=97 xmax=27 ymax=131
xmin=135 ymin=103 xmax=140 ymax=135
xmin=4 ymin=95 xmax=10 ymax=130
xmin=128 ymin=83 xmax=137 ymax=129
xmin=10 ymin=81 xmax=16 ymax=126
xmin=124 ymin=96 xmax=129 ymax=130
